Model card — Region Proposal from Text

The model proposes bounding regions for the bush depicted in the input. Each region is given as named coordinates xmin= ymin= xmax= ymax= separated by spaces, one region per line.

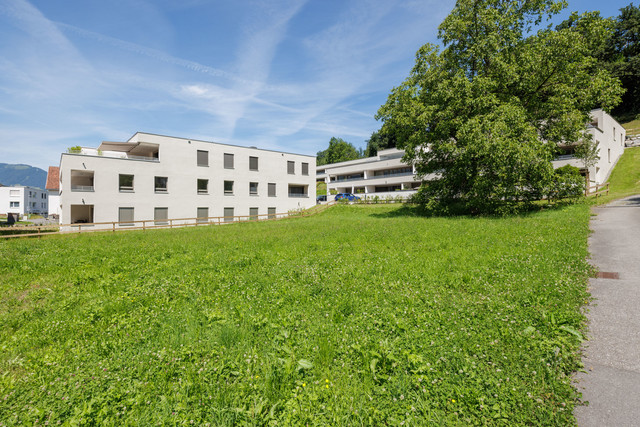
xmin=549 ymin=165 xmax=585 ymax=201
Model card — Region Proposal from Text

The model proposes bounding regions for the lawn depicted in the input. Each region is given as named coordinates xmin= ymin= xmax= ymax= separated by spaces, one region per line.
xmin=0 ymin=204 xmax=591 ymax=425
xmin=593 ymin=146 xmax=640 ymax=205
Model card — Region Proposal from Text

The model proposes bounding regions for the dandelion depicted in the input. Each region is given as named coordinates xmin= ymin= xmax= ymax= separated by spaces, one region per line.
xmin=452 ymin=399 xmax=456 ymax=403
xmin=303 ymin=383 xmax=306 ymax=387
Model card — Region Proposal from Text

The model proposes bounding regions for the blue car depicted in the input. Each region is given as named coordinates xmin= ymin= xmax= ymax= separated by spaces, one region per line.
xmin=334 ymin=193 xmax=361 ymax=202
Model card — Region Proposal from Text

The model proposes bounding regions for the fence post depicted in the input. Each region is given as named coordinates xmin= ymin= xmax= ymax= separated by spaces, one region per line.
xmin=143 ymin=220 xmax=146 ymax=231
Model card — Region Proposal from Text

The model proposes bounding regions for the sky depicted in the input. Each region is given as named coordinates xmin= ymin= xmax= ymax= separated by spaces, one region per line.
xmin=0 ymin=0 xmax=632 ymax=171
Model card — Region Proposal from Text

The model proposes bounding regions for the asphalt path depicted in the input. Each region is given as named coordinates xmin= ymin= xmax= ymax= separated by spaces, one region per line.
xmin=574 ymin=195 xmax=640 ymax=426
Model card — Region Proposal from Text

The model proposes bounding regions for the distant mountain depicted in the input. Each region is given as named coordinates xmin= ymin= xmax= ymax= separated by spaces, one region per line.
xmin=0 ymin=163 xmax=47 ymax=189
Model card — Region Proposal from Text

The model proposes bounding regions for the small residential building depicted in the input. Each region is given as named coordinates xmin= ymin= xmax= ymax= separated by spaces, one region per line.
xmin=46 ymin=166 xmax=61 ymax=218
xmin=320 ymin=109 xmax=624 ymax=199
xmin=551 ymin=109 xmax=626 ymax=186
xmin=58 ymin=132 xmax=316 ymax=229
xmin=0 ymin=185 xmax=48 ymax=216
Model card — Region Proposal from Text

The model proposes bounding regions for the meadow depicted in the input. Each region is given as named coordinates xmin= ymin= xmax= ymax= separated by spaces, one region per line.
xmin=0 ymin=204 xmax=591 ymax=425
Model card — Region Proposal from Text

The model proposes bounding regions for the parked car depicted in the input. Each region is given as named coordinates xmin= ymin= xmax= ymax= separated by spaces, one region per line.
xmin=316 ymin=195 xmax=327 ymax=203
xmin=334 ymin=193 xmax=361 ymax=202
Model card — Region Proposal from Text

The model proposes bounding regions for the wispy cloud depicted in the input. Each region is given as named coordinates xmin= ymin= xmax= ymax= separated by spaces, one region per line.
xmin=0 ymin=0 xmax=455 ymax=170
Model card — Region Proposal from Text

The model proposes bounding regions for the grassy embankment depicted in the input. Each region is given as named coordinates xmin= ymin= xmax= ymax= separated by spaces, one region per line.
xmin=593 ymin=146 xmax=640 ymax=205
xmin=0 ymin=204 xmax=591 ymax=425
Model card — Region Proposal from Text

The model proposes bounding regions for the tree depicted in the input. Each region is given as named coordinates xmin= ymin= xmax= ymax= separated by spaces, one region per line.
xmin=316 ymin=137 xmax=363 ymax=166
xmin=376 ymin=0 xmax=623 ymax=214
xmin=606 ymin=3 xmax=640 ymax=119
xmin=365 ymin=130 xmax=397 ymax=157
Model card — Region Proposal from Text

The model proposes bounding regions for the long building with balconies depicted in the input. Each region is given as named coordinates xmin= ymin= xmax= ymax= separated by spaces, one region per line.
xmin=58 ymin=132 xmax=316 ymax=229
xmin=319 ymin=109 xmax=625 ymax=200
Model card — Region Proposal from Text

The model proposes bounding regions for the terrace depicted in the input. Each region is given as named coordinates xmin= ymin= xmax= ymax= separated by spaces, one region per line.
xmin=68 ymin=141 xmax=160 ymax=162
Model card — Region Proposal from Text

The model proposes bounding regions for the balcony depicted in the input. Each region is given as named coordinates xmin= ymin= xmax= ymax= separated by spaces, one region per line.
xmin=288 ymin=184 xmax=308 ymax=198
xmin=70 ymin=170 xmax=94 ymax=192
xmin=68 ymin=141 xmax=160 ymax=162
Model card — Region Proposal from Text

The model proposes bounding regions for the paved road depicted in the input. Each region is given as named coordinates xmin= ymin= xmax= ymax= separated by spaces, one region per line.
xmin=574 ymin=195 xmax=640 ymax=426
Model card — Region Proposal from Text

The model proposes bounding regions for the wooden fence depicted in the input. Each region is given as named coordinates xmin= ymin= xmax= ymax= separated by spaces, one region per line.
xmin=1 ymin=202 xmax=338 ymax=240
xmin=586 ymin=182 xmax=609 ymax=198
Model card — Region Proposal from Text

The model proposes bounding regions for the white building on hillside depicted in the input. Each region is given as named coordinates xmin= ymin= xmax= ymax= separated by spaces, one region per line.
xmin=58 ymin=132 xmax=316 ymax=229
xmin=320 ymin=109 xmax=625 ymax=199
xmin=318 ymin=148 xmax=423 ymax=200
xmin=0 ymin=185 xmax=48 ymax=216
xmin=551 ymin=109 xmax=626 ymax=186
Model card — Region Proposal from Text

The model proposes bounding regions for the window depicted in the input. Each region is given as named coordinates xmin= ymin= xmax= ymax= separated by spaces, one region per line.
xmin=155 ymin=176 xmax=168 ymax=192
xmin=223 ymin=207 xmax=234 ymax=222
xmin=608 ymin=148 xmax=611 ymax=163
xmin=198 ymin=179 xmax=209 ymax=194
xmin=154 ymin=207 xmax=168 ymax=225
xmin=10 ymin=201 xmax=19 ymax=208
xmin=197 ymin=207 xmax=209 ymax=224
xmin=268 ymin=207 xmax=276 ymax=219
xmin=268 ymin=183 xmax=276 ymax=197
xmin=224 ymin=153 xmax=234 ymax=169
xmin=249 ymin=182 xmax=258 ymax=195
xmin=197 ymin=150 xmax=208 ymax=167
xmin=614 ymin=127 xmax=616 ymax=140
xmin=118 ymin=207 xmax=134 ymax=226
xmin=249 ymin=207 xmax=258 ymax=220
xmin=249 ymin=156 xmax=259 ymax=171
xmin=119 ymin=174 xmax=134 ymax=191
xmin=302 ymin=162 xmax=309 ymax=176
xmin=224 ymin=180 xmax=234 ymax=195
xmin=287 ymin=161 xmax=295 ymax=174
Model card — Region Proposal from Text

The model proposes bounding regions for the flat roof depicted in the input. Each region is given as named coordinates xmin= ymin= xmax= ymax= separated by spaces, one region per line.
xmin=128 ymin=131 xmax=316 ymax=158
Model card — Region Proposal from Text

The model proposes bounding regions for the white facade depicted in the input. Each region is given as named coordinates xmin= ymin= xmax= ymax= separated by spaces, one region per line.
xmin=551 ymin=109 xmax=626 ymax=185
xmin=320 ymin=109 xmax=624 ymax=199
xmin=319 ymin=148 xmax=423 ymax=200
xmin=0 ymin=186 xmax=48 ymax=216
xmin=59 ymin=132 xmax=316 ymax=229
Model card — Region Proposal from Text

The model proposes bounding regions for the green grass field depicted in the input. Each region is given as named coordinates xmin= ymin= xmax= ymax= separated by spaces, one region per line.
xmin=0 ymin=204 xmax=591 ymax=425
xmin=593 ymin=146 xmax=640 ymax=205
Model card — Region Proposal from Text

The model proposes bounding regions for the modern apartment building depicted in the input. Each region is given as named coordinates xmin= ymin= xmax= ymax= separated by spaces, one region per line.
xmin=0 ymin=185 xmax=48 ymax=216
xmin=320 ymin=109 xmax=624 ymax=199
xmin=318 ymin=148 xmax=424 ymax=200
xmin=551 ymin=109 xmax=626 ymax=185
xmin=58 ymin=132 xmax=316 ymax=229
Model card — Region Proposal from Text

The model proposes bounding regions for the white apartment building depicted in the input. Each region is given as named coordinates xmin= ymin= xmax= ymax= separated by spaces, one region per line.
xmin=320 ymin=109 xmax=624 ymax=199
xmin=318 ymin=148 xmax=423 ymax=200
xmin=551 ymin=109 xmax=626 ymax=185
xmin=0 ymin=185 xmax=48 ymax=216
xmin=59 ymin=132 xmax=316 ymax=229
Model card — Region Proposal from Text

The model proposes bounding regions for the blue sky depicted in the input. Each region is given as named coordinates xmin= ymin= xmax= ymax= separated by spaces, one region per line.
xmin=0 ymin=0 xmax=631 ymax=170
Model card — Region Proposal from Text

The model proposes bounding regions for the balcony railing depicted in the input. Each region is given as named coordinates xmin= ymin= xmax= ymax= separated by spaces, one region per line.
xmin=288 ymin=193 xmax=308 ymax=198
xmin=554 ymin=154 xmax=577 ymax=161
xmin=71 ymin=185 xmax=94 ymax=192
xmin=330 ymin=170 xmax=415 ymax=182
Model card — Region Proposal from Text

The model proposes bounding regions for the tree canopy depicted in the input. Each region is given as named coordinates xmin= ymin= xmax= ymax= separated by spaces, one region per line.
xmin=605 ymin=3 xmax=640 ymax=119
xmin=316 ymin=137 xmax=363 ymax=166
xmin=365 ymin=130 xmax=397 ymax=157
xmin=377 ymin=0 xmax=623 ymax=214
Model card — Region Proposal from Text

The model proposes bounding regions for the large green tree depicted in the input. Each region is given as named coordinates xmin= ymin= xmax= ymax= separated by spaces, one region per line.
xmin=606 ymin=3 xmax=640 ymax=119
xmin=365 ymin=130 xmax=397 ymax=157
xmin=316 ymin=137 xmax=363 ymax=166
xmin=377 ymin=0 xmax=623 ymax=214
